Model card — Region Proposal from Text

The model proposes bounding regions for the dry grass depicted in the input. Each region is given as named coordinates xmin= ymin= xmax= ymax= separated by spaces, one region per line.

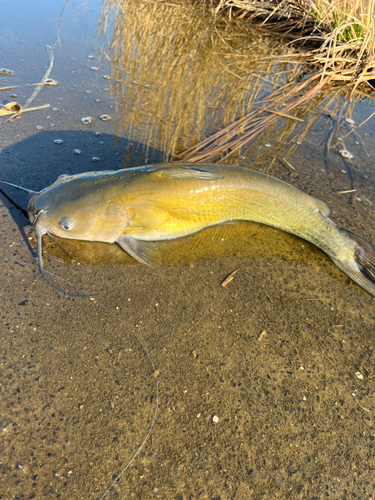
xmin=179 ymin=0 xmax=375 ymax=162
xmin=91 ymin=0 xmax=304 ymax=159
xmin=67 ymin=0 xmax=375 ymax=165
xmin=209 ymin=0 xmax=373 ymax=43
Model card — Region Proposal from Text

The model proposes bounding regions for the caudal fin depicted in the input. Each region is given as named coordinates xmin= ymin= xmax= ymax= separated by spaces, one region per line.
xmin=331 ymin=228 xmax=375 ymax=298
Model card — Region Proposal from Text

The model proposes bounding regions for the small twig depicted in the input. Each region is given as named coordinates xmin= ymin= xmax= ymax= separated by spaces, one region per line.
xmin=353 ymin=398 xmax=371 ymax=413
xmin=221 ymin=268 xmax=240 ymax=287
xmin=23 ymin=46 xmax=54 ymax=109
xmin=362 ymin=196 xmax=373 ymax=206
xmin=0 ymin=80 xmax=57 ymax=92
xmin=358 ymin=108 xmax=375 ymax=128
xmin=266 ymin=293 xmax=280 ymax=308
xmin=281 ymin=157 xmax=297 ymax=172
xmin=258 ymin=330 xmax=267 ymax=342
xmin=251 ymin=105 xmax=304 ymax=122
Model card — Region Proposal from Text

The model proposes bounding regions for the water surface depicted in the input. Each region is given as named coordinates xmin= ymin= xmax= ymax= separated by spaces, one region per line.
xmin=1 ymin=1 xmax=375 ymax=499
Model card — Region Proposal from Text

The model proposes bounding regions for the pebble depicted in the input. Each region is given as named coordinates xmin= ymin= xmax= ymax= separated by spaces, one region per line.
xmin=92 ymin=157 xmax=100 ymax=162
xmin=339 ymin=149 xmax=353 ymax=158
xmin=81 ymin=116 xmax=93 ymax=125
xmin=90 ymin=67 xmax=100 ymax=71
xmin=212 ymin=415 xmax=219 ymax=423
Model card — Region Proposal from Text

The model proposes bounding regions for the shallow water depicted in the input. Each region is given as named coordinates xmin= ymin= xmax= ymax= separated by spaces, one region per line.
xmin=1 ymin=1 xmax=375 ymax=499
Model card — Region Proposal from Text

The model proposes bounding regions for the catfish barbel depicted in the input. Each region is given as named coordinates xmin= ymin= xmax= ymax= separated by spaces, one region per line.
xmin=1 ymin=163 xmax=375 ymax=296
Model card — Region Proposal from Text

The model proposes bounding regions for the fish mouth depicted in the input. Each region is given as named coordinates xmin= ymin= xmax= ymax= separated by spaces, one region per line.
xmin=30 ymin=210 xmax=47 ymax=226
xmin=27 ymin=198 xmax=75 ymax=295
xmin=27 ymin=197 xmax=45 ymax=225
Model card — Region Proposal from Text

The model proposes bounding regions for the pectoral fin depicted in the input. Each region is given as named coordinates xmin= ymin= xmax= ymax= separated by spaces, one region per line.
xmin=147 ymin=165 xmax=224 ymax=181
xmin=116 ymin=235 xmax=158 ymax=267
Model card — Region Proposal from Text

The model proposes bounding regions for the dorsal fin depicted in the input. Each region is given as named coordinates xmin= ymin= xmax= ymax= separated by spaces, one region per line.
xmin=147 ymin=165 xmax=224 ymax=181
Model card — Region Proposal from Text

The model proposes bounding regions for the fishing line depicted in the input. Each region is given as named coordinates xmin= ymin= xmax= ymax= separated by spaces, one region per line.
xmin=0 ymin=254 xmax=159 ymax=500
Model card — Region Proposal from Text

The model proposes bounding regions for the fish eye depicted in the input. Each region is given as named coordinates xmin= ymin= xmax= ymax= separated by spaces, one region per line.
xmin=59 ymin=218 xmax=74 ymax=231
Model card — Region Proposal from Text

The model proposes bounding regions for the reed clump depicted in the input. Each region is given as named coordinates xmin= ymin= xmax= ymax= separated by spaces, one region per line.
xmin=180 ymin=0 xmax=375 ymax=162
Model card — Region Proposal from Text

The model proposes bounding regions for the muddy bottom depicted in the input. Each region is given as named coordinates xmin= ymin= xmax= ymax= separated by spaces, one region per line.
xmin=1 ymin=207 xmax=375 ymax=499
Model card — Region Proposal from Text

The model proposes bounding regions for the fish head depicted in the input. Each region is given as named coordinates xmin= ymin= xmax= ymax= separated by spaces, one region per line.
xmin=27 ymin=172 xmax=129 ymax=243
xmin=26 ymin=172 xmax=131 ymax=295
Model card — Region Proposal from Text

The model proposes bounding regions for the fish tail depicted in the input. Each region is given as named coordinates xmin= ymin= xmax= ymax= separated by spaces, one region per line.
xmin=331 ymin=227 xmax=375 ymax=297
